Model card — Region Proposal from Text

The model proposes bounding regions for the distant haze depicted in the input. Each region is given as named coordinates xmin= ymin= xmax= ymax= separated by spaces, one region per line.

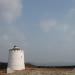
xmin=0 ymin=0 xmax=75 ymax=66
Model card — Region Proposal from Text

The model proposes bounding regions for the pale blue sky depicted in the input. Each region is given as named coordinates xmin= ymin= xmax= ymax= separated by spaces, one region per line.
xmin=0 ymin=0 xmax=75 ymax=66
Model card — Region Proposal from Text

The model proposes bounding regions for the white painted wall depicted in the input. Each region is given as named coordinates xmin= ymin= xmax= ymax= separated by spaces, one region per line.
xmin=7 ymin=46 xmax=25 ymax=73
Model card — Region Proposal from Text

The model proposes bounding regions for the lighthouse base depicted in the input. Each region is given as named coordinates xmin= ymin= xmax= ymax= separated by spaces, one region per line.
xmin=7 ymin=67 xmax=25 ymax=73
xmin=7 ymin=68 xmax=14 ymax=73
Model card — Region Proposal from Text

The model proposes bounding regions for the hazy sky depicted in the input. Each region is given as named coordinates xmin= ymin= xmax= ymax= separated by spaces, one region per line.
xmin=0 ymin=0 xmax=75 ymax=66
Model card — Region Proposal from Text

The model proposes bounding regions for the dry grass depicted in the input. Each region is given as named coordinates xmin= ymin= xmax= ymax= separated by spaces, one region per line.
xmin=5 ymin=68 xmax=75 ymax=75
xmin=0 ymin=63 xmax=75 ymax=75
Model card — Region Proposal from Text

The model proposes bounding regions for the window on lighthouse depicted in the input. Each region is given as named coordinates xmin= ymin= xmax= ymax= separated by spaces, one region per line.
xmin=21 ymin=56 xmax=22 ymax=58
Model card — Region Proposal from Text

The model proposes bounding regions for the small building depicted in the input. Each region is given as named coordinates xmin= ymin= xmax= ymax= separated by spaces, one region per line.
xmin=7 ymin=45 xmax=25 ymax=73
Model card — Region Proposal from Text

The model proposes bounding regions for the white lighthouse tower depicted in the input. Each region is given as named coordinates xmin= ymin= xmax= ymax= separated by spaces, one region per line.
xmin=7 ymin=45 xmax=25 ymax=73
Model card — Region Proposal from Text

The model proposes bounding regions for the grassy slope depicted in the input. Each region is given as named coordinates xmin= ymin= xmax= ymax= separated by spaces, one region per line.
xmin=7 ymin=68 xmax=75 ymax=75
xmin=0 ymin=63 xmax=75 ymax=75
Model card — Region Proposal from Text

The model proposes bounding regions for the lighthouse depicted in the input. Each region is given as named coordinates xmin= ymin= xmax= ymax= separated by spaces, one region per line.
xmin=7 ymin=45 xmax=25 ymax=73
